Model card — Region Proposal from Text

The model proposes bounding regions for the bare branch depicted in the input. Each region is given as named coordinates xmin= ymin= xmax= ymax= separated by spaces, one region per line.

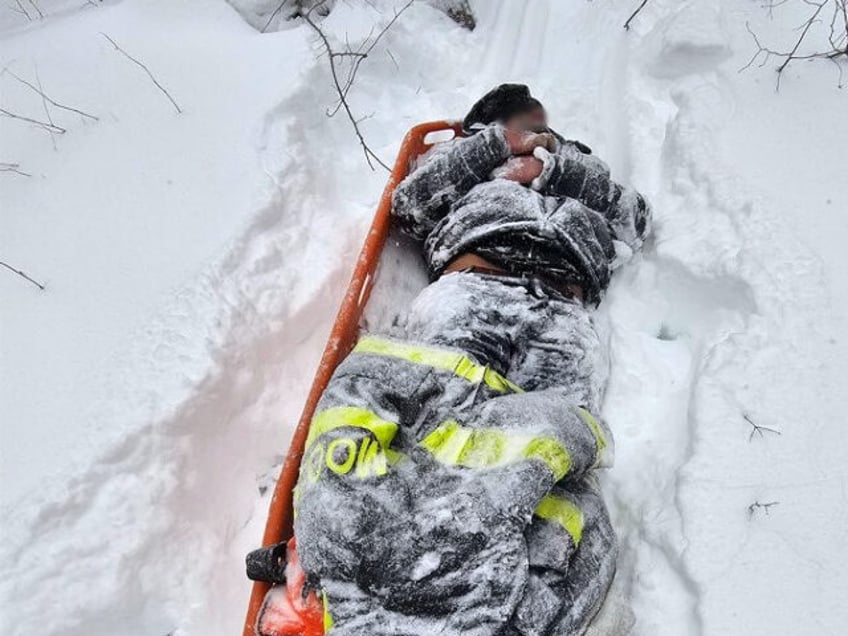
xmin=3 ymin=67 xmax=99 ymax=121
xmin=748 ymin=500 xmax=780 ymax=517
xmin=0 ymin=260 xmax=45 ymax=290
xmin=100 ymin=33 xmax=182 ymax=114
xmin=764 ymin=0 xmax=791 ymax=20
xmin=624 ymin=0 xmax=649 ymax=31
xmin=301 ymin=0 xmax=413 ymax=171
xmin=27 ymin=0 xmax=43 ymax=19
xmin=777 ymin=0 xmax=829 ymax=74
xmin=743 ymin=413 xmax=782 ymax=442
xmin=741 ymin=0 xmax=848 ymax=90
xmin=0 ymin=107 xmax=66 ymax=134
xmin=12 ymin=0 xmax=33 ymax=19
xmin=0 ymin=162 xmax=31 ymax=177
xmin=261 ymin=1 xmax=288 ymax=33
xmin=34 ymin=68 xmax=58 ymax=150
xmin=385 ymin=47 xmax=399 ymax=70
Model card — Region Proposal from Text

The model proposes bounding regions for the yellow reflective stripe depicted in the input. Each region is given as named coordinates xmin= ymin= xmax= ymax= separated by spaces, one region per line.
xmin=354 ymin=335 xmax=523 ymax=394
xmin=322 ymin=590 xmax=334 ymax=631
xmin=355 ymin=437 xmax=389 ymax=478
xmin=326 ymin=438 xmax=357 ymax=475
xmin=421 ymin=420 xmax=474 ymax=463
xmin=535 ymin=494 xmax=584 ymax=546
xmin=577 ymin=408 xmax=607 ymax=467
xmin=421 ymin=420 xmax=571 ymax=480
xmin=306 ymin=406 xmax=398 ymax=451
xmin=523 ymin=437 xmax=571 ymax=481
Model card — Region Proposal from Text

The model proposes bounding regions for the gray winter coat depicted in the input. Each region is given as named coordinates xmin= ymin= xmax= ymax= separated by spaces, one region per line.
xmin=391 ymin=125 xmax=651 ymax=304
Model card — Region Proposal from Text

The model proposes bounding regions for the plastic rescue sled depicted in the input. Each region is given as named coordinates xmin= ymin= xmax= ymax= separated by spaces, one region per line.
xmin=243 ymin=120 xmax=465 ymax=636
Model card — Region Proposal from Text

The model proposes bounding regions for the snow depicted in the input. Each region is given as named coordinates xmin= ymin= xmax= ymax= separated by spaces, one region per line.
xmin=1 ymin=1 xmax=847 ymax=635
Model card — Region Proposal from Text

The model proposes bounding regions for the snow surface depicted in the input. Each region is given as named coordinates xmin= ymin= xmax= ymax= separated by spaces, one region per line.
xmin=1 ymin=1 xmax=847 ymax=635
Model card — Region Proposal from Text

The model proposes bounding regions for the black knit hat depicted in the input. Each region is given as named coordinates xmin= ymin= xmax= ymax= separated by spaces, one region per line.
xmin=462 ymin=84 xmax=543 ymax=135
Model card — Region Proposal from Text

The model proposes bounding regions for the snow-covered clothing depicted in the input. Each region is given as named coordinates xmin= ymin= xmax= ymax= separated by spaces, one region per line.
xmin=293 ymin=332 xmax=610 ymax=636
xmin=401 ymin=272 xmax=618 ymax=635
xmin=293 ymin=121 xmax=650 ymax=634
xmin=294 ymin=273 xmax=617 ymax=635
xmin=391 ymin=124 xmax=651 ymax=304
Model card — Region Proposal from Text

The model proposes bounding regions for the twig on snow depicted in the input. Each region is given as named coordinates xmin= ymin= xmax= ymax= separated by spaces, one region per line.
xmin=27 ymin=0 xmax=43 ymax=19
xmin=740 ymin=0 xmax=848 ymax=90
xmin=0 ymin=107 xmax=66 ymax=134
xmin=260 ymin=0 xmax=333 ymax=33
xmin=11 ymin=0 xmax=33 ymax=19
xmin=300 ymin=0 xmax=413 ymax=171
xmin=0 ymin=260 xmax=45 ymax=289
xmin=261 ymin=1 xmax=289 ymax=32
xmin=100 ymin=33 xmax=182 ymax=114
xmin=34 ymin=66 xmax=58 ymax=149
xmin=744 ymin=413 xmax=782 ymax=442
xmin=385 ymin=48 xmax=399 ymax=70
xmin=3 ymin=67 xmax=99 ymax=121
xmin=763 ymin=0 xmax=792 ymax=20
xmin=0 ymin=162 xmax=31 ymax=177
xmin=624 ymin=0 xmax=649 ymax=30
xmin=748 ymin=500 xmax=780 ymax=517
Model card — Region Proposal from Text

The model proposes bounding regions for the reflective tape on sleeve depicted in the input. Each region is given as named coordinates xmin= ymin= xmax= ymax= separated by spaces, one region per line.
xmin=535 ymin=493 xmax=584 ymax=546
xmin=322 ymin=590 xmax=334 ymax=631
xmin=420 ymin=419 xmax=571 ymax=480
xmin=577 ymin=407 xmax=608 ymax=468
xmin=354 ymin=335 xmax=523 ymax=394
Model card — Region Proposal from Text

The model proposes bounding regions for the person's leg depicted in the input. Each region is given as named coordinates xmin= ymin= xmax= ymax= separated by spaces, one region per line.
xmin=401 ymin=271 xmax=531 ymax=378
xmin=509 ymin=476 xmax=618 ymax=635
xmin=498 ymin=286 xmax=616 ymax=635
xmin=545 ymin=477 xmax=618 ymax=634
xmin=507 ymin=284 xmax=608 ymax=413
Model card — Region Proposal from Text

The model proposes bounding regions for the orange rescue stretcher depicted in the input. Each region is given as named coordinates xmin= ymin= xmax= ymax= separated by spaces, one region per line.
xmin=242 ymin=121 xmax=465 ymax=636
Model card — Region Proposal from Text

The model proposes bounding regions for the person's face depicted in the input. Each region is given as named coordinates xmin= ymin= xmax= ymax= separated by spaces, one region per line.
xmin=503 ymin=106 xmax=547 ymax=133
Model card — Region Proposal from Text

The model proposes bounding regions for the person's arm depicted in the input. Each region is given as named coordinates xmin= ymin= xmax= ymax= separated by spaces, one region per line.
xmin=418 ymin=388 xmax=612 ymax=523
xmin=530 ymin=146 xmax=652 ymax=252
xmin=391 ymin=125 xmax=512 ymax=241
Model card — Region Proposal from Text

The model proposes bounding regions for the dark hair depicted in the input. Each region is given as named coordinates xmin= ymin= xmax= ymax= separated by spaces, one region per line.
xmin=462 ymin=84 xmax=543 ymax=135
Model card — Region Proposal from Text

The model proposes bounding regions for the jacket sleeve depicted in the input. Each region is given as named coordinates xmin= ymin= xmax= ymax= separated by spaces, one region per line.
xmin=391 ymin=125 xmax=512 ymax=241
xmin=420 ymin=387 xmax=613 ymax=524
xmin=531 ymin=146 xmax=652 ymax=253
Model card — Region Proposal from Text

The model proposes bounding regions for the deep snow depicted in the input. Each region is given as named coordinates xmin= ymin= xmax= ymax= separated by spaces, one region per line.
xmin=1 ymin=1 xmax=847 ymax=635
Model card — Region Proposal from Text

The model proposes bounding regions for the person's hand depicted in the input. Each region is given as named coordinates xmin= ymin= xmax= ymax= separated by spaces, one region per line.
xmin=492 ymin=156 xmax=544 ymax=185
xmin=503 ymin=129 xmax=557 ymax=155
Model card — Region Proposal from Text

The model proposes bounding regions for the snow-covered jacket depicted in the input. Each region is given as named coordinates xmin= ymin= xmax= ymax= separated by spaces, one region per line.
xmin=391 ymin=125 xmax=651 ymax=304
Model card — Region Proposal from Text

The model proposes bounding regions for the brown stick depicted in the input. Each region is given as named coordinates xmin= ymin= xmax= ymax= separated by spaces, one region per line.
xmin=0 ymin=162 xmax=31 ymax=177
xmin=740 ymin=0 xmax=847 ymax=90
xmin=100 ymin=33 xmax=182 ymax=114
xmin=0 ymin=107 xmax=66 ymax=134
xmin=0 ymin=260 xmax=45 ymax=290
xmin=301 ymin=0 xmax=413 ymax=171
xmin=3 ymin=68 xmax=99 ymax=121
xmin=624 ymin=0 xmax=649 ymax=31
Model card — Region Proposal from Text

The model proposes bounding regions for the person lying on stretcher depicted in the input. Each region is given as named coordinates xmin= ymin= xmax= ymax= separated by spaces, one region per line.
xmin=260 ymin=84 xmax=652 ymax=636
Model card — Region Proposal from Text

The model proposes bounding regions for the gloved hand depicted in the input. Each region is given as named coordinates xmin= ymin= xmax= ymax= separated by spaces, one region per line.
xmin=491 ymin=156 xmax=544 ymax=185
xmin=528 ymin=146 xmax=560 ymax=191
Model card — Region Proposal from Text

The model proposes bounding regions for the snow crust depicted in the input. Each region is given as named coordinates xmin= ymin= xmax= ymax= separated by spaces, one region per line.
xmin=1 ymin=1 xmax=847 ymax=635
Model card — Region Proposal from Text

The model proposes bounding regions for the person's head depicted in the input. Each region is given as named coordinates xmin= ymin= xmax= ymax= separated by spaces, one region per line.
xmin=462 ymin=84 xmax=548 ymax=135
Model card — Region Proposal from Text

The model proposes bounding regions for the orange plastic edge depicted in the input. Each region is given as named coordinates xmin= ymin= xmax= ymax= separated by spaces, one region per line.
xmin=242 ymin=120 xmax=464 ymax=636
